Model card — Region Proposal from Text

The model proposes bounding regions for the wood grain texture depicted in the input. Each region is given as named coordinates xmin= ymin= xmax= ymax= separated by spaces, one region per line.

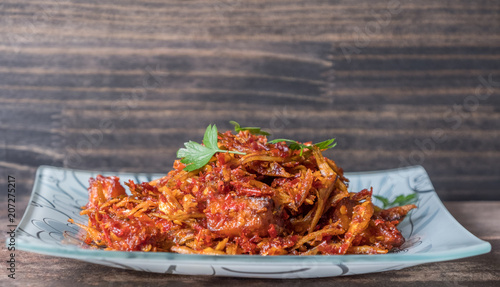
xmin=0 ymin=0 xmax=499 ymax=200
xmin=0 ymin=198 xmax=498 ymax=286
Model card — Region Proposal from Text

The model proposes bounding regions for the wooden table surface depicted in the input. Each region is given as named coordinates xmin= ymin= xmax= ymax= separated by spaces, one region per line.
xmin=1 ymin=198 xmax=498 ymax=286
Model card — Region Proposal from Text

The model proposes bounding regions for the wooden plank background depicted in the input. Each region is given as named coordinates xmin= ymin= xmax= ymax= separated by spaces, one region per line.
xmin=0 ymin=0 xmax=499 ymax=201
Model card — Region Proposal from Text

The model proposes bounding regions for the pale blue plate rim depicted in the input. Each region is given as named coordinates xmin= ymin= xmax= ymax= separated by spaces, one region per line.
xmin=12 ymin=165 xmax=492 ymax=265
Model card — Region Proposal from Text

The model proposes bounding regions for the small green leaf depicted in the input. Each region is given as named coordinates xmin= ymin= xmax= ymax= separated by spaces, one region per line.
xmin=269 ymin=139 xmax=298 ymax=145
xmin=177 ymin=124 xmax=246 ymax=171
xmin=373 ymin=195 xmax=390 ymax=209
xmin=203 ymin=124 xmax=218 ymax=149
xmin=314 ymin=138 xmax=337 ymax=150
xmin=392 ymin=193 xmax=418 ymax=206
xmin=374 ymin=193 xmax=418 ymax=209
xmin=230 ymin=121 xmax=241 ymax=130
xmin=269 ymin=138 xmax=336 ymax=156
xmin=230 ymin=121 xmax=271 ymax=136
xmin=393 ymin=195 xmax=405 ymax=204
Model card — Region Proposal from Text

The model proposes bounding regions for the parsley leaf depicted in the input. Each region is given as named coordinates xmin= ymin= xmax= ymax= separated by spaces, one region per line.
xmin=269 ymin=138 xmax=337 ymax=156
xmin=177 ymin=124 xmax=246 ymax=171
xmin=373 ymin=193 xmax=418 ymax=209
xmin=314 ymin=138 xmax=337 ymax=150
xmin=230 ymin=121 xmax=271 ymax=136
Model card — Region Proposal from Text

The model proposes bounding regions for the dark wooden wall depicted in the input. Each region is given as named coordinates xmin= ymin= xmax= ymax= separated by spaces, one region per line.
xmin=1 ymin=0 xmax=499 ymax=201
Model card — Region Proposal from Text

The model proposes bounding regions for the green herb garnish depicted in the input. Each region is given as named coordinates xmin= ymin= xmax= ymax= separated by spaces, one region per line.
xmin=269 ymin=138 xmax=336 ymax=156
xmin=230 ymin=121 xmax=271 ymax=136
xmin=373 ymin=193 xmax=418 ymax=209
xmin=177 ymin=124 xmax=246 ymax=171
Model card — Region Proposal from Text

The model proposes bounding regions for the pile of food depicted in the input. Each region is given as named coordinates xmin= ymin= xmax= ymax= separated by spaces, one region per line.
xmin=71 ymin=123 xmax=416 ymax=255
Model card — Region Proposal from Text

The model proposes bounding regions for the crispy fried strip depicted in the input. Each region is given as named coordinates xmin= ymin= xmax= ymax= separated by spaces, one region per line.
xmin=215 ymin=238 xmax=229 ymax=251
xmin=340 ymin=200 xmax=374 ymax=254
xmin=294 ymin=169 xmax=314 ymax=209
xmin=308 ymin=175 xmax=337 ymax=233
xmin=170 ymin=246 xmax=197 ymax=254
xmin=125 ymin=201 xmax=156 ymax=217
xmin=150 ymin=212 xmax=206 ymax=221
xmin=293 ymin=225 xmax=344 ymax=250
xmin=348 ymin=245 xmax=388 ymax=254
xmin=240 ymin=154 xmax=286 ymax=165
xmin=171 ymin=246 xmax=226 ymax=255
xmin=290 ymin=204 xmax=317 ymax=233
xmin=68 ymin=219 xmax=106 ymax=246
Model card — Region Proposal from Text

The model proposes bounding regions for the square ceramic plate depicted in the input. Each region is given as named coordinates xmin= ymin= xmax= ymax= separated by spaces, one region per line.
xmin=12 ymin=165 xmax=491 ymax=279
